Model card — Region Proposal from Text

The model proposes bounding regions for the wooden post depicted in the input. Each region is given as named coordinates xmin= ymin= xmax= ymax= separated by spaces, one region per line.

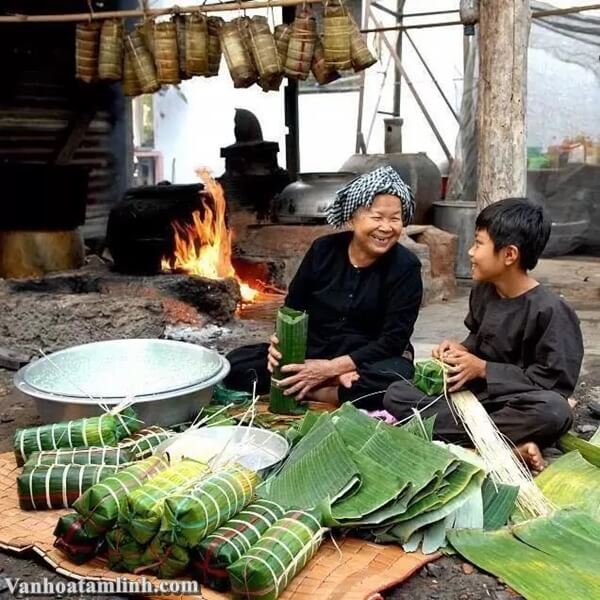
xmin=477 ymin=0 xmax=531 ymax=210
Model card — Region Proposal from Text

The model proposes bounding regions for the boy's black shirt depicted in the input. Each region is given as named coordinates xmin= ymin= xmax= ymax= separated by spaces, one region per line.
xmin=463 ymin=283 xmax=584 ymax=399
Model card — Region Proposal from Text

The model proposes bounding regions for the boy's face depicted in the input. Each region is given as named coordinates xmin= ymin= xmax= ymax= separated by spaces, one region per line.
xmin=468 ymin=228 xmax=517 ymax=281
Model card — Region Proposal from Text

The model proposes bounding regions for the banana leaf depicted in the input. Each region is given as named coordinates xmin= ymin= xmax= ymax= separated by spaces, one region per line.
xmin=119 ymin=426 xmax=174 ymax=460
xmin=481 ymin=478 xmax=518 ymax=530
xmin=192 ymin=498 xmax=286 ymax=592
xmin=228 ymin=508 xmax=323 ymax=600
xmin=53 ymin=513 xmax=104 ymax=565
xmin=161 ymin=464 xmax=257 ymax=548
xmin=113 ymin=407 xmax=143 ymax=439
xmin=25 ymin=446 xmax=135 ymax=468
xmin=413 ymin=359 xmax=445 ymax=396
xmin=329 ymin=447 xmax=409 ymax=523
xmin=140 ymin=535 xmax=190 ymax=579
xmin=106 ymin=527 xmax=146 ymax=573
xmin=589 ymin=426 xmax=600 ymax=446
xmin=558 ymin=432 xmax=600 ymax=467
xmin=120 ymin=459 xmax=209 ymax=544
xmin=73 ymin=455 xmax=169 ymax=537
xmin=269 ymin=307 xmax=308 ymax=415
xmin=448 ymin=512 xmax=600 ymax=600
xmin=400 ymin=414 xmax=436 ymax=441
xmin=534 ymin=451 xmax=600 ymax=519
xmin=14 ymin=413 xmax=121 ymax=466
xmin=259 ymin=413 xmax=360 ymax=510
xmin=18 ymin=463 xmax=120 ymax=510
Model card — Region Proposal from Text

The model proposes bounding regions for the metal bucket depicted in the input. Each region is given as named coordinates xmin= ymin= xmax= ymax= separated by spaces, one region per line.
xmin=14 ymin=339 xmax=230 ymax=427
xmin=433 ymin=200 xmax=477 ymax=278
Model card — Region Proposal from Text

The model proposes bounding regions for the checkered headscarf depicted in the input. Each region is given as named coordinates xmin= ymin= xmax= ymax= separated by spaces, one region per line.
xmin=326 ymin=165 xmax=415 ymax=228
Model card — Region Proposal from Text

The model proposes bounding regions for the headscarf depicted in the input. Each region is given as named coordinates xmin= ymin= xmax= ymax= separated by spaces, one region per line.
xmin=326 ymin=165 xmax=415 ymax=228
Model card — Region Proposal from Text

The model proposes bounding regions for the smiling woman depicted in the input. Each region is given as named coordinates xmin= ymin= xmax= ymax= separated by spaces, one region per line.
xmin=223 ymin=166 xmax=423 ymax=410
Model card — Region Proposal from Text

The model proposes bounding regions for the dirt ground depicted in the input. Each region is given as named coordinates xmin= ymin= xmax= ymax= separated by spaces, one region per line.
xmin=1 ymin=281 xmax=599 ymax=599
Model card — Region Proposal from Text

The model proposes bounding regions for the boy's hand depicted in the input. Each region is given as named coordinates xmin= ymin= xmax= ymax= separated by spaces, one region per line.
xmin=444 ymin=351 xmax=487 ymax=392
xmin=432 ymin=339 xmax=468 ymax=360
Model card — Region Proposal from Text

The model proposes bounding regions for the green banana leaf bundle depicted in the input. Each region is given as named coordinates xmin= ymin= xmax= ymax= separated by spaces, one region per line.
xmin=161 ymin=464 xmax=258 ymax=548
xmin=558 ymin=431 xmax=600 ymax=467
xmin=113 ymin=407 xmax=143 ymax=439
xmin=413 ymin=359 xmax=446 ymax=396
xmin=140 ymin=535 xmax=190 ymax=579
xmin=191 ymin=498 xmax=286 ymax=592
xmin=72 ymin=455 xmax=169 ymax=537
xmin=18 ymin=463 xmax=120 ymax=510
xmin=119 ymin=426 xmax=174 ymax=460
xmin=14 ymin=413 xmax=122 ymax=466
xmin=228 ymin=508 xmax=324 ymax=600
xmin=106 ymin=527 xmax=146 ymax=573
xmin=25 ymin=445 xmax=135 ymax=468
xmin=269 ymin=307 xmax=308 ymax=415
xmin=53 ymin=513 xmax=105 ymax=565
xmin=120 ymin=459 xmax=209 ymax=544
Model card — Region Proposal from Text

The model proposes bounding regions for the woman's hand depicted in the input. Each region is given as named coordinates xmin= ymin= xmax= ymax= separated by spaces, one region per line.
xmin=267 ymin=335 xmax=281 ymax=374
xmin=338 ymin=371 xmax=360 ymax=389
xmin=444 ymin=351 xmax=486 ymax=392
xmin=278 ymin=359 xmax=335 ymax=399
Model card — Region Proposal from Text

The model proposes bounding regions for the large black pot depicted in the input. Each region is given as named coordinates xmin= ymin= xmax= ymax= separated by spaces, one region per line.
xmin=106 ymin=183 xmax=204 ymax=274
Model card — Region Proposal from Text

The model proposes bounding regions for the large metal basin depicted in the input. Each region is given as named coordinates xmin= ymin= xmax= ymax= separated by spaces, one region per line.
xmin=14 ymin=339 xmax=230 ymax=427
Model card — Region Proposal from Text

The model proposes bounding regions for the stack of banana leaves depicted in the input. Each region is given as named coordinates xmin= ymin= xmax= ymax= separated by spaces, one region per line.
xmin=257 ymin=403 xmax=501 ymax=554
xmin=449 ymin=446 xmax=600 ymax=600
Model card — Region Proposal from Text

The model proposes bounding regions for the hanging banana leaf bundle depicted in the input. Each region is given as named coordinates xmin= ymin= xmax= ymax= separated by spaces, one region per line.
xmin=172 ymin=14 xmax=189 ymax=79
xmin=413 ymin=359 xmax=446 ymax=396
xmin=25 ymin=445 xmax=135 ymax=468
xmin=273 ymin=24 xmax=291 ymax=69
xmin=136 ymin=18 xmax=156 ymax=57
xmin=311 ymin=37 xmax=341 ymax=85
xmin=119 ymin=459 xmax=209 ymax=544
xmin=220 ymin=18 xmax=258 ymax=88
xmin=160 ymin=464 xmax=257 ymax=549
xmin=185 ymin=13 xmax=209 ymax=76
xmin=322 ymin=0 xmax=352 ymax=71
xmin=14 ymin=413 xmax=122 ymax=467
xmin=106 ymin=527 xmax=146 ymax=573
xmin=122 ymin=47 xmax=143 ymax=97
xmin=206 ymin=16 xmax=224 ymax=77
xmin=75 ymin=21 xmax=101 ymax=83
xmin=98 ymin=19 xmax=124 ymax=80
xmin=228 ymin=508 xmax=324 ymax=600
xmin=284 ymin=7 xmax=317 ymax=81
xmin=140 ymin=535 xmax=190 ymax=579
xmin=348 ymin=14 xmax=376 ymax=72
xmin=247 ymin=16 xmax=282 ymax=92
xmin=73 ymin=455 xmax=169 ymax=538
xmin=18 ymin=463 xmax=120 ymax=510
xmin=191 ymin=498 xmax=286 ymax=592
xmin=126 ymin=30 xmax=160 ymax=94
xmin=54 ymin=513 xmax=105 ymax=565
xmin=154 ymin=21 xmax=181 ymax=85
xmin=269 ymin=307 xmax=309 ymax=415
xmin=119 ymin=425 xmax=174 ymax=460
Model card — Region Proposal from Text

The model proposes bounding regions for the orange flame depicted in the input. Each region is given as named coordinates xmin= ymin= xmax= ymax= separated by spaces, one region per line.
xmin=161 ymin=170 xmax=259 ymax=303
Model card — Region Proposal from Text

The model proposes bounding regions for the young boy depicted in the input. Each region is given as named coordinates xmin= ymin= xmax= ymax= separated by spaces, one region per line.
xmin=383 ymin=197 xmax=584 ymax=470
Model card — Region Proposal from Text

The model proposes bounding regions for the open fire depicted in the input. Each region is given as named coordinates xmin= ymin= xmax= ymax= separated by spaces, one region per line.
xmin=161 ymin=170 xmax=259 ymax=303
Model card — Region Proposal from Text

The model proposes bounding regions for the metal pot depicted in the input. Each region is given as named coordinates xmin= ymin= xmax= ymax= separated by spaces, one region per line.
xmin=271 ymin=172 xmax=357 ymax=224
xmin=14 ymin=339 xmax=230 ymax=427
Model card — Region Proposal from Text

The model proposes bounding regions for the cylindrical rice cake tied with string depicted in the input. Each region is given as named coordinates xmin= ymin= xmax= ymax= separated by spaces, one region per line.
xmin=185 ymin=13 xmax=209 ymax=76
xmin=25 ymin=445 xmax=135 ymax=468
xmin=154 ymin=21 xmax=180 ymax=85
xmin=220 ymin=18 xmax=258 ymax=88
xmin=98 ymin=18 xmax=124 ymax=80
xmin=284 ymin=6 xmax=317 ymax=81
xmin=323 ymin=0 xmax=352 ymax=71
xmin=126 ymin=29 xmax=159 ymax=94
xmin=206 ymin=16 xmax=224 ymax=77
xmin=75 ymin=21 xmax=101 ymax=83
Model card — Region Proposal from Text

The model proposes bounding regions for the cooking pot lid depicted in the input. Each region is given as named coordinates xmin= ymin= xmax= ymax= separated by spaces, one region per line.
xmin=20 ymin=339 xmax=224 ymax=399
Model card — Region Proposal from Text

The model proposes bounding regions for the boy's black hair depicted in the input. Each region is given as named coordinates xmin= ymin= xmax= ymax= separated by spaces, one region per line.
xmin=475 ymin=197 xmax=551 ymax=271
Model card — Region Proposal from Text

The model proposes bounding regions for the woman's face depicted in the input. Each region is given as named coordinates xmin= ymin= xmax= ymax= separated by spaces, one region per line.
xmin=349 ymin=194 xmax=404 ymax=258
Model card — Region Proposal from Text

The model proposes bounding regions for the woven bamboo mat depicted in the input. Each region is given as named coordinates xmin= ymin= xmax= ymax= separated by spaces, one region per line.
xmin=0 ymin=451 xmax=438 ymax=600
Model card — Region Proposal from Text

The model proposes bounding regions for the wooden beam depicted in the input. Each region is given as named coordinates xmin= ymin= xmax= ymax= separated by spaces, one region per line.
xmin=53 ymin=107 xmax=97 ymax=165
xmin=477 ymin=0 xmax=531 ymax=210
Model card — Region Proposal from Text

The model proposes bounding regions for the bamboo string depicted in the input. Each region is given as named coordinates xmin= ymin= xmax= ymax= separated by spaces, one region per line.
xmin=1 ymin=2 xmax=597 ymax=25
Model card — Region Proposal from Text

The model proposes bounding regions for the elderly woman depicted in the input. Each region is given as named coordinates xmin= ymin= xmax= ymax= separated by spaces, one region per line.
xmin=223 ymin=166 xmax=423 ymax=408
